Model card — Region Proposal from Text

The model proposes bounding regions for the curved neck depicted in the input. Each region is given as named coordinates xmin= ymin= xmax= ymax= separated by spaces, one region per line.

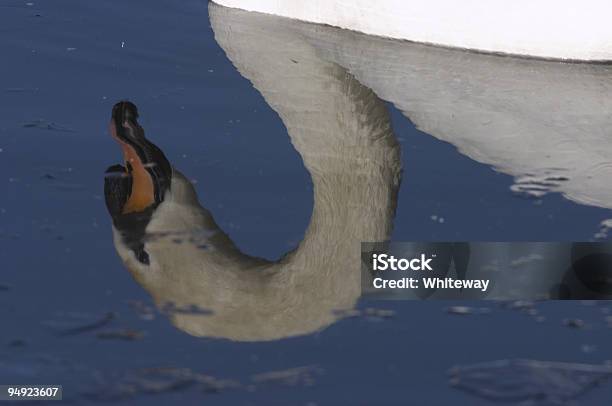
xmin=117 ymin=5 xmax=401 ymax=341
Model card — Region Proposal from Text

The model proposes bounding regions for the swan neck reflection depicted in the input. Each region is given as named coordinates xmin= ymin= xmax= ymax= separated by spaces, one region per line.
xmin=106 ymin=6 xmax=401 ymax=341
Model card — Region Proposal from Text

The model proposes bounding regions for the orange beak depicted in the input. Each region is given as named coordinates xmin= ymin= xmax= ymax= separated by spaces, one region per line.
xmin=107 ymin=101 xmax=172 ymax=214
xmin=110 ymin=121 xmax=156 ymax=213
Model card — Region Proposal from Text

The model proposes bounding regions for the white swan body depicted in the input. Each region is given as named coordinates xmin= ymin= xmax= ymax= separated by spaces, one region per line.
xmin=211 ymin=4 xmax=612 ymax=211
xmin=212 ymin=0 xmax=612 ymax=62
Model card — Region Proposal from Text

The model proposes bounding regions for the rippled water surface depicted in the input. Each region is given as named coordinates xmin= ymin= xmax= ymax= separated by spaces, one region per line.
xmin=1 ymin=0 xmax=612 ymax=404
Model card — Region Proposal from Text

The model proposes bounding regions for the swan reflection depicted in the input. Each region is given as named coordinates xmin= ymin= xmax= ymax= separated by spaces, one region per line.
xmin=210 ymin=3 xmax=612 ymax=210
xmin=104 ymin=3 xmax=611 ymax=341
xmin=104 ymin=9 xmax=401 ymax=339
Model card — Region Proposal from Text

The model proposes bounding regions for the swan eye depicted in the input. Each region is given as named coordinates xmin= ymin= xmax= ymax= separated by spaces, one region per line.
xmin=134 ymin=246 xmax=150 ymax=265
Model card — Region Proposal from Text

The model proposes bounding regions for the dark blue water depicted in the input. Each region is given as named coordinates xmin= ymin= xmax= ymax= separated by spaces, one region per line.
xmin=1 ymin=1 xmax=611 ymax=404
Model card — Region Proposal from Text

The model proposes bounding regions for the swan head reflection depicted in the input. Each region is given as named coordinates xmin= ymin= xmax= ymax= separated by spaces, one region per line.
xmin=105 ymin=101 xmax=173 ymax=265
xmin=107 ymin=101 xmax=172 ymax=213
